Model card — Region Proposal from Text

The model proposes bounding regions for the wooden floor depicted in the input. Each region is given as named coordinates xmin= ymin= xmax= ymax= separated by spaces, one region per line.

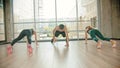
xmin=0 ymin=40 xmax=120 ymax=68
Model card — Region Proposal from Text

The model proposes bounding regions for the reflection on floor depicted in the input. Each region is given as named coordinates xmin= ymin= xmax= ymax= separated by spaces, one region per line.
xmin=0 ymin=40 xmax=120 ymax=68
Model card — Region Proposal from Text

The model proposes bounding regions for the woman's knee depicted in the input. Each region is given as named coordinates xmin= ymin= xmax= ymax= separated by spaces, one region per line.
xmin=92 ymin=38 xmax=98 ymax=42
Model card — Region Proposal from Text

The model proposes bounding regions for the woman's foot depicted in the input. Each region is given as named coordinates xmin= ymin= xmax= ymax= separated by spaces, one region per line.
xmin=7 ymin=45 xmax=13 ymax=54
xmin=111 ymin=40 xmax=117 ymax=48
xmin=27 ymin=45 xmax=33 ymax=54
xmin=97 ymin=41 xmax=102 ymax=49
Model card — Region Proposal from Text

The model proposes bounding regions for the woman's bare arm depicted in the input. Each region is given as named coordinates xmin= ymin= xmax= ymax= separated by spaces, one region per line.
xmin=34 ymin=31 xmax=38 ymax=46
xmin=85 ymin=30 xmax=88 ymax=44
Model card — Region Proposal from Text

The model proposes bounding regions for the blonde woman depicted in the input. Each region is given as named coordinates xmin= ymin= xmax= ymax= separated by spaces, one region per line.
xmin=85 ymin=26 xmax=116 ymax=49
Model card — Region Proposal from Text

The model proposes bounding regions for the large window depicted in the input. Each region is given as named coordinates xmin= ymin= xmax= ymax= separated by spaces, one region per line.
xmin=0 ymin=0 xmax=5 ymax=41
xmin=13 ymin=0 xmax=98 ymax=41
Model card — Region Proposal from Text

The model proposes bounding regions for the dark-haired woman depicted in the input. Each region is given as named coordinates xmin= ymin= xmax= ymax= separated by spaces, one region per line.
xmin=51 ymin=24 xmax=69 ymax=47
xmin=7 ymin=29 xmax=38 ymax=54
xmin=85 ymin=26 xmax=116 ymax=49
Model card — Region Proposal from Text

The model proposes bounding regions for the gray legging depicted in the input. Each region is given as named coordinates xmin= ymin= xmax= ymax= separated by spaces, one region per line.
xmin=11 ymin=29 xmax=32 ymax=46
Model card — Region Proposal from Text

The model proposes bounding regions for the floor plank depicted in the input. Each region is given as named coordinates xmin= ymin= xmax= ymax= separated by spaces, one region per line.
xmin=0 ymin=40 xmax=120 ymax=68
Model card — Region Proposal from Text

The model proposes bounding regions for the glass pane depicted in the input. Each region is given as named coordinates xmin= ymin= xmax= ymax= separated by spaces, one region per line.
xmin=78 ymin=0 xmax=98 ymax=38
xmin=36 ymin=0 xmax=55 ymax=22
xmin=36 ymin=23 xmax=56 ymax=40
xmin=78 ymin=0 xmax=98 ymax=27
xmin=69 ymin=32 xmax=78 ymax=39
xmin=13 ymin=0 xmax=34 ymax=22
xmin=0 ymin=24 xmax=5 ymax=40
xmin=57 ymin=0 xmax=76 ymax=21
xmin=0 ymin=0 xmax=5 ymax=41
xmin=78 ymin=31 xmax=91 ymax=38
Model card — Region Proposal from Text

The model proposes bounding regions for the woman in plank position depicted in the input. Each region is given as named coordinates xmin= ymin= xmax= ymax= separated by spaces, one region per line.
xmin=85 ymin=26 xmax=116 ymax=49
xmin=7 ymin=29 xmax=38 ymax=54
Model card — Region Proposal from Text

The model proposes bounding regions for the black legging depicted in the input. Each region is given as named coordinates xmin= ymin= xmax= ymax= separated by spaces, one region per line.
xmin=11 ymin=30 xmax=32 ymax=46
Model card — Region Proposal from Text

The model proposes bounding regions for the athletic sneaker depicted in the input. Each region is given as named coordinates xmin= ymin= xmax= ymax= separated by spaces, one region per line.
xmin=111 ymin=40 xmax=116 ymax=48
xmin=7 ymin=45 xmax=13 ymax=54
xmin=27 ymin=45 xmax=33 ymax=53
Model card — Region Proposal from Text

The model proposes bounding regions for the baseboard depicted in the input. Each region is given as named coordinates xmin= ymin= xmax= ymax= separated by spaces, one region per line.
xmin=110 ymin=38 xmax=120 ymax=40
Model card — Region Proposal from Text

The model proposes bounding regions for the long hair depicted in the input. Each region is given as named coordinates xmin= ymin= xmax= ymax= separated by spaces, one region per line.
xmin=85 ymin=26 xmax=93 ymax=30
